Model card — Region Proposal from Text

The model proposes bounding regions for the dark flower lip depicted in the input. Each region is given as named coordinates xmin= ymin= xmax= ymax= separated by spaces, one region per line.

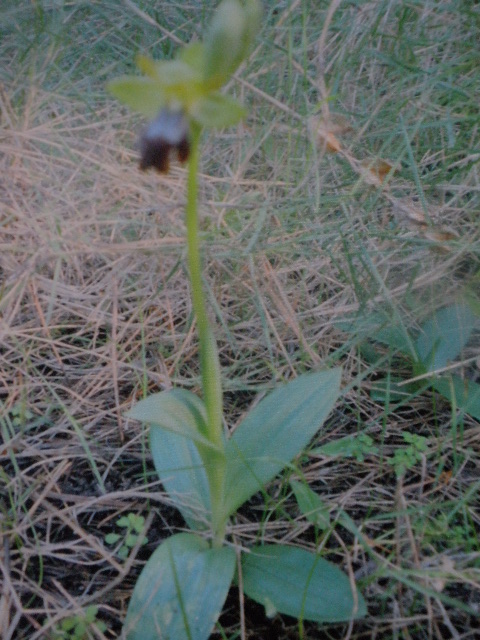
xmin=139 ymin=108 xmax=190 ymax=173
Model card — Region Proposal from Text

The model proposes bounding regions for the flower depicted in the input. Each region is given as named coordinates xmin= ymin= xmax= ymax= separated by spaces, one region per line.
xmin=139 ymin=108 xmax=190 ymax=173
xmin=108 ymin=0 xmax=261 ymax=172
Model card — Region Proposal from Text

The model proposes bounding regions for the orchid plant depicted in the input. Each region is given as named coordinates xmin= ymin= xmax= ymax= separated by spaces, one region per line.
xmin=108 ymin=2 xmax=366 ymax=638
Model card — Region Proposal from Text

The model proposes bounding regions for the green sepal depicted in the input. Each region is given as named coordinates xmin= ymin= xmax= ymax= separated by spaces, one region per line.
xmin=107 ymin=76 xmax=166 ymax=117
xmin=243 ymin=0 xmax=262 ymax=52
xmin=191 ymin=92 xmax=247 ymax=128
xmin=135 ymin=54 xmax=159 ymax=79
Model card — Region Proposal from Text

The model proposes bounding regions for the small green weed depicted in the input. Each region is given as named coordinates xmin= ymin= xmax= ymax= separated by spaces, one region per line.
xmin=8 ymin=403 xmax=34 ymax=427
xmin=312 ymin=431 xmax=429 ymax=478
xmin=105 ymin=513 xmax=148 ymax=559
xmin=312 ymin=433 xmax=379 ymax=462
xmin=388 ymin=432 xmax=428 ymax=478
xmin=422 ymin=511 xmax=478 ymax=551
xmin=51 ymin=606 xmax=107 ymax=640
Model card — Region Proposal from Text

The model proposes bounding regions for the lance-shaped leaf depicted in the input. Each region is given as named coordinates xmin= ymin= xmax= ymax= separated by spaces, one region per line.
xmin=290 ymin=480 xmax=331 ymax=530
xmin=241 ymin=545 xmax=366 ymax=623
xmin=432 ymin=375 xmax=480 ymax=420
xmin=223 ymin=369 xmax=341 ymax=518
xmin=127 ymin=390 xmax=214 ymax=530
xmin=124 ymin=533 xmax=235 ymax=640
xmin=127 ymin=389 xmax=220 ymax=451
xmin=415 ymin=302 xmax=477 ymax=372
xmin=151 ymin=427 xmax=212 ymax=531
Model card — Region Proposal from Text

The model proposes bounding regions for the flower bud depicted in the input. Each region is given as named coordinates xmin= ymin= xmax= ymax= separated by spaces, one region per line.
xmin=204 ymin=0 xmax=261 ymax=90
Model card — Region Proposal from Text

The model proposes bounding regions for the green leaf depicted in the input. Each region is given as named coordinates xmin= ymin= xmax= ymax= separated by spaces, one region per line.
xmin=124 ymin=533 xmax=235 ymax=640
xmin=336 ymin=510 xmax=362 ymax=538
xmin=374 ymin=325 xmax=415 ymax=355
xmin=84 ymin=606 xmax=98 ymax=623
xmin=190 ymin=93 xmax=246 ymax=128
xmin=403 ymin=432 xmax=428 ymax=451
xmin=290 ymin=480 xmax=330 ymax=530
xmin=336 ymin=312 xmax=415 ymax=356
xmin=107 ymin=77 xmax=166 ymax=117
xmin=128 ymin=390 xmax=223 ymax=529
xmin=117 ymin=516 xmax=130 ymax=528
xmin=415 ymin=303 xmax=478 ymax=371
xmin=223 ymin=369 xmax=341 ymax=518
xmin=130 ymin=514 xmax=145 ymax=533
xmin=431 ymin=375 xmax=480 ymax=420
xmin=104 ymin=533 xmax=121 ymax=545
xmin=61 ymin=618 xmax=76 ymax=631
xmin=150 ymin=426 xmax=211 ymax=531
xmin=125 ymin=533 xmax=137 ymax=547
xmin=73 ymin=621 xmax=86 ymax=638
xmin=311 ymin=436 xmax=358 ymax=458
xmin=127 ymin=389 xmax=220 ymax=451
xmin=241 ymin=545 xmax=366 ymax=623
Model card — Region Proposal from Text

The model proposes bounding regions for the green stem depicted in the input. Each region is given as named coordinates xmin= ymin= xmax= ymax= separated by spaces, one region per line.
xmin=186 ymin=123 xmax=226 ymax=545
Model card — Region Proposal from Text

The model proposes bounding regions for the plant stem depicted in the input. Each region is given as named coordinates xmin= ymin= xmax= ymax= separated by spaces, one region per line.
xmin=186 ymin=122 xmax=226 ymax=545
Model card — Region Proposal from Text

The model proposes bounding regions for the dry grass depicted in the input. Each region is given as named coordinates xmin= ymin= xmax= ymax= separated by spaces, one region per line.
xmin=1 ymin=1 xmax=479 ymax=639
